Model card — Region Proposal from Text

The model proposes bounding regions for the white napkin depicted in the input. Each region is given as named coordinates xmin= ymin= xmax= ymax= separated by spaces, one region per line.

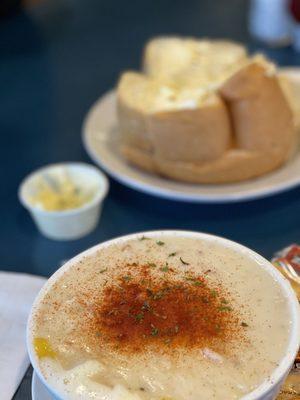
xmin=0 ymin=271 xmax=46 ymax=400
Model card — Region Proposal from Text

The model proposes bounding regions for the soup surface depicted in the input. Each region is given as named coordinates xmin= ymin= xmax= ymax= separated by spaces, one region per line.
xmin=31 ymin=234 xmax=291 ymax=400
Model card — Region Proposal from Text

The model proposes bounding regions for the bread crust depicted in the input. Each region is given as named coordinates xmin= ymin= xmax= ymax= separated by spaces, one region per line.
xmin=154 ymin=149 xmax=284 ymax=184
xmin=117 ymin=72 xmax=154 ymax=153
xmin=120 ymin=145 xmax=155 ymax=173
xmin=147 ymin=94 xmax=231 ymax=163
xmin=220 ymin=63 xmax=296 ymax=159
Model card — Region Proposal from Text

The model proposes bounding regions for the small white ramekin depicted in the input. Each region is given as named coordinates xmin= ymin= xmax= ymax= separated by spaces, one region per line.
xmin=19 ymin=162 xmax=109 ymax=240
xmin=27 ymin=231 xmax=300 ymax=399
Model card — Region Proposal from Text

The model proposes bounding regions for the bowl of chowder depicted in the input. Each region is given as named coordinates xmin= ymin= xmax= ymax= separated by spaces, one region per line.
xmin=27 ymin=231 xmax=300 ymax=400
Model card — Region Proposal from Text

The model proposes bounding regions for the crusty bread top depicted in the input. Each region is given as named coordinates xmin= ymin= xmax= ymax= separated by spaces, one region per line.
xmin=117 ymin=72 xmax=161 ymax=113
xmin=118 ymin=57 xmax=277 ymax=115
xmin=143 ymin=36 xmax=247 ymax=89
xmin=143 ymin=37 xmax=198 ymax=80
xmin=117 ymin=71 xmax=221 ymax=114
xmin=119 ymin=37 xmax=279 ymax=116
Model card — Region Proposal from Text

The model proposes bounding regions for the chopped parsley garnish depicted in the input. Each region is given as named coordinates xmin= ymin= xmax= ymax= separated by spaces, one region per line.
xmin=201 ymin=296 xmax=209 ymax=303
xmin=160 ymin=265 xmax=169 ymax=272
xmin=184 ymin=275 xmax=204 ymax=286
xmin=99 ymin=268 xmax=107 ymax=273
xmin=156 ymin=241 xmax=165 ymax=246
xmin=219 ymin=306 xmax=232 ymax=312
xmin=221 ymin=298 xmax=229 ymax=304
xmin=139 ymin=236 xmax=150 ymax=241
xmin=146 ymin=288 xmax=153 ymax=297
xmin=210 ymin=289 xmax=218 ymax=297
xmin=153 ymin=291 xmax=165 ymax=300
xmin=180 ymin=257 xmax=190 ymax=265
xmin=151 ymin=327 xmax=159 ymax=336
xmin=241 ymin=322 xmax=249 ymax=327
xmin=168 ymin=252 xmax=177 ymax=257
xmin=142 ymin=301 xmax=151 ymax=311
xmin=147 ymin=262 xmax=157 ymax=268
xmin=184 ymin=276 xmax=196 ymax=281
xmin=122 ymin=275 xmax=132 ymax=282
xmin=193 ymin=280 xmax=204 ymax=287
xmin=135 ymin=313 xmax=144 ymax=322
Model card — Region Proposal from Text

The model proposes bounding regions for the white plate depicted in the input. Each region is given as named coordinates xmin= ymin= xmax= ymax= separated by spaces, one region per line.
xmin=82 ymin=88 xmax=300 ymax=203
xmin=32 ymin=371 xmax=54 ymax=400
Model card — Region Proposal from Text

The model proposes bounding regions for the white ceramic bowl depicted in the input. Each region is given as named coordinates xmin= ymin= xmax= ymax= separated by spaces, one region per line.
xmin=19 ymin=162 xmax=109 ymax=240
xmin=27 ymin=231 xmax=300 ymax=400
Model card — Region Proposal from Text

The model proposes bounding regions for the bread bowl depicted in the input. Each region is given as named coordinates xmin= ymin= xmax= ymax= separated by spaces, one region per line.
xmin=117 ymin=37 xmax=297 ymax=184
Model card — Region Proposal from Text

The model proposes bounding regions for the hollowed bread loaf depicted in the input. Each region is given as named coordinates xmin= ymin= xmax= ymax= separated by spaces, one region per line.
xmin=117 ymin=37 xmax=296 ymax=183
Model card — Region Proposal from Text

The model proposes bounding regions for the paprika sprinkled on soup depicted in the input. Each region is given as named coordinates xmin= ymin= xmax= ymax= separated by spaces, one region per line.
xmin=91 ymin=263 xmax=242 ymax=354
xmin=31 ymin=235 xmax=291 ymax=400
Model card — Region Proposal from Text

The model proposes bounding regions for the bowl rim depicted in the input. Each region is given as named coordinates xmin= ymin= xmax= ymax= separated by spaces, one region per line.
xmin=27 ymin=230 xmax=300 ymax=400
xmin=18 ymin=162 xmax=109 ymax=217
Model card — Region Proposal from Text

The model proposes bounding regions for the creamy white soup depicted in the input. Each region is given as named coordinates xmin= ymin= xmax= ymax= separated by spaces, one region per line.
xmin=31 ymin=235 xmax=291 ymax=400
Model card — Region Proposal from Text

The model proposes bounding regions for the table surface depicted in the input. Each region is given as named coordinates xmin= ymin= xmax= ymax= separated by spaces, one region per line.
xmin=1 ymin=0 xmax=299 ymax=398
